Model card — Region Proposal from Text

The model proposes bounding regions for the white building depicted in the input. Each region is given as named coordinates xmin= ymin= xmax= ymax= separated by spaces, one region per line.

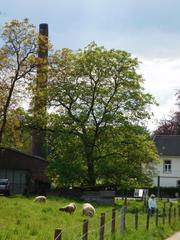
xmin=153 ymin=135 xmax=180 ymax=187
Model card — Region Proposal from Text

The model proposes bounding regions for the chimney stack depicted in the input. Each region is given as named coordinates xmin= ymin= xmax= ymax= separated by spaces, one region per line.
xmin=32 ymin=23 xmax=48 ymax=158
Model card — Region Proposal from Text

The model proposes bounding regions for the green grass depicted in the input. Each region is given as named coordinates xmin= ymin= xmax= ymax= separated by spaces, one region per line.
xmin=0 ymin=196 xmax=179 ymax=239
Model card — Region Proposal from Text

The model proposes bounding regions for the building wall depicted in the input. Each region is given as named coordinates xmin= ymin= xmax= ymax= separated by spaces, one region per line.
xmin=0 ymin=169 xmax=27 ymax=194
xmin=0 ymin=148 xmax=49 ymax=194
xmin=153 ymin=156 xmax=180 ymax=187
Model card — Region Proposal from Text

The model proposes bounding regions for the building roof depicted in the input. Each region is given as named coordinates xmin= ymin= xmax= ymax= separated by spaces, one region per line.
xmin=0 ymin=147 xmax=48 ymax=163
xmin=0 ymin=147 xmax=49 ymax=182
xmin=154 ymin=135 xmax=180 ymax=156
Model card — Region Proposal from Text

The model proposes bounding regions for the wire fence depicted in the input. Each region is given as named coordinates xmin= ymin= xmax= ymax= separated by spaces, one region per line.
xmin=54 ymin=203 xmax=180 ymax=240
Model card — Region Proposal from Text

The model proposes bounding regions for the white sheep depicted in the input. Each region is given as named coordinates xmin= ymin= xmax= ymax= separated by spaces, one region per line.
xmin=34 ymin=195 xmax=47 ymax=202
xmin=82 ymin=203 xmax=96 ymax=217
xmin=59 ymin=202 xmax=76 ymax=214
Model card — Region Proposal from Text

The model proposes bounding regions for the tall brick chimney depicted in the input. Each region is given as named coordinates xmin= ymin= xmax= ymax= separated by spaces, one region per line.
xmin=32 ymin=23 xmax=48 ymax=158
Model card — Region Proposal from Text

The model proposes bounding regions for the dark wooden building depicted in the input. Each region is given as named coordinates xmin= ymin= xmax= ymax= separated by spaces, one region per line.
xmin=0 ymin=147 xmax=49 ymax=194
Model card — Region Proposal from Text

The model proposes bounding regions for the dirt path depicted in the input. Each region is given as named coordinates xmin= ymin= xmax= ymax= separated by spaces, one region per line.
xmin=166 ymin=232 xmax=180 ymax=240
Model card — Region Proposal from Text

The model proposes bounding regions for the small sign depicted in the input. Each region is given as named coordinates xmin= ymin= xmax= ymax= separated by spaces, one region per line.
xmin=134 ymin=189 xmax=148 ymax=198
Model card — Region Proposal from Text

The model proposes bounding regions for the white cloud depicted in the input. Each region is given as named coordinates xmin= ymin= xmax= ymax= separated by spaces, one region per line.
xmin=139 ymin=58 xmax=180 ymax=131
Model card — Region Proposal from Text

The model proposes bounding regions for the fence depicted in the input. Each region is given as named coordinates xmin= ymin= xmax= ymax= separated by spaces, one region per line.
xmin=54 ymin=203 xmax=180 ymax=240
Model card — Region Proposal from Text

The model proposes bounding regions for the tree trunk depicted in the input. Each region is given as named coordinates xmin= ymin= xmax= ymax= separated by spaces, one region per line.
xmin=81 ymin=129 xmax=96 ymax=186
xmin=0 ymin=80 xmax=17 ymax=144
xmin=87 ymin=156 xmax=96 ymax=186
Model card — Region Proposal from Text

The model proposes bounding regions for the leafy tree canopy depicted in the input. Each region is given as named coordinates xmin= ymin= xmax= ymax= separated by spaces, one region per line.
xmin=47 ymin=43 xmax=158 ymax=186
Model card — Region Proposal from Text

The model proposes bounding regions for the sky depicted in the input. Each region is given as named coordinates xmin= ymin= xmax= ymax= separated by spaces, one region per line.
xmin=1 ymin=0 xmax=180 ymax=131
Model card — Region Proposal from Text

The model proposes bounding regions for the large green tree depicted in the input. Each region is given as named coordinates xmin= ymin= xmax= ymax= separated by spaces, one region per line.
xmin=47 ymin=119 xmax=158 ymax=187
xmin=47 ymin=43 xmax=158 ymax=186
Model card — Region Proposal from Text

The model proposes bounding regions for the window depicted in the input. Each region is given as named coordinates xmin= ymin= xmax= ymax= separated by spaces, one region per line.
xmin=177 ymin=180 xmax=180 ymax=188
xmin=163 ymin=160 xmax=172 ymax=173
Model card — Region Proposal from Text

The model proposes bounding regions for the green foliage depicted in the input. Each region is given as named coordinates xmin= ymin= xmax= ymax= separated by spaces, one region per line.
xmin=0 ymin=18 xmax=158 ymax=189
xmin=1 ymin=108 xmax=31 ymax=150
xmin=49 ymin=43 xmax=155 ymax=124
xmin=95 ymin=125 xmax=159 ymax=188
xmin=47 ymin=42 xmax=158 ymax=186
xmin=0 ymin=18 xmax=50 ymax=150
xmin=0 ymin=18 xmax=38 ymax=144
xmin=47 ymin=119 xmax=87 ymax=186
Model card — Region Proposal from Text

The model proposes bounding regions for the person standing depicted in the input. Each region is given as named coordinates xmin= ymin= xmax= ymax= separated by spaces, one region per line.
xmin=148 ymin=194 xmax=156 ymax=215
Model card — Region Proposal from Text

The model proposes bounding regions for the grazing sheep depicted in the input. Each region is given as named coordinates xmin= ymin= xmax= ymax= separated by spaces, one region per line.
xmin=59 ymin=202 xmax=76 ymax=214
xmin=34 ymin=195 xmax=47 ymax=202
xmin=82 ymin=203 xmax=96 ymax=217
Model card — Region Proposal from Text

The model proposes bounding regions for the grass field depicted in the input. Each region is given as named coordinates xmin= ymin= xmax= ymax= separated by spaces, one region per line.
xmin=0 ymin=195 xmax=179 ymax=240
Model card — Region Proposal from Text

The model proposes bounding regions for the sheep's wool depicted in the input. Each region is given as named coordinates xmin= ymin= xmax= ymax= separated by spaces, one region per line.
xmin=59 ymin=202 xmax=76 ymax=214
xmin=82 ymin=203 xmax=95 ymax=217
xmin=34 ymin=196 xmax=47 ymax=202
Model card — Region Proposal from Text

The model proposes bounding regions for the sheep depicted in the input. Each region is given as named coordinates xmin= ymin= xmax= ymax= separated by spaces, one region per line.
xmin=34 ymin=195 xmax=47 ymax=202
xmin=59 ymin=202 xmax=76 ymax=214
xmin=82 ymin=203 xmax=96 ymax=217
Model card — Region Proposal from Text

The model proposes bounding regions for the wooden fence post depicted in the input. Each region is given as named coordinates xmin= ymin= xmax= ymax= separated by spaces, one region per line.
xmin=111 ymin=209 xmax=116 ymax=235
xmin=100 ymin=213 xmax=105 ymax=240
xmin=146 ymin=210 xmax=150 ymax=230
xmin=162 ymin=208 xmax=165 ymax=225
xmin=82 ymin=219 xmax=89 ymax=240
xmin=155 ymin=208 xmax=159 ymax=226
xmin=178 ymin=207 xmax=180 ymax=220
xmin=135 ymin=208 xmax=138 ymax=230
xmin=124 ymin=197 xmax=128 ymax=206
xmin=54 ymin=228 xmax=62 ymax=240
xmin=174 ymin=207 xmax=176 ymax=219
xmin=178 ymin=207 xmax=180 ymax=219
xmin=120 ymin=206 xmax=126 ymax=234
xmin=168 ymin=207 xmax=172 ymax=225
